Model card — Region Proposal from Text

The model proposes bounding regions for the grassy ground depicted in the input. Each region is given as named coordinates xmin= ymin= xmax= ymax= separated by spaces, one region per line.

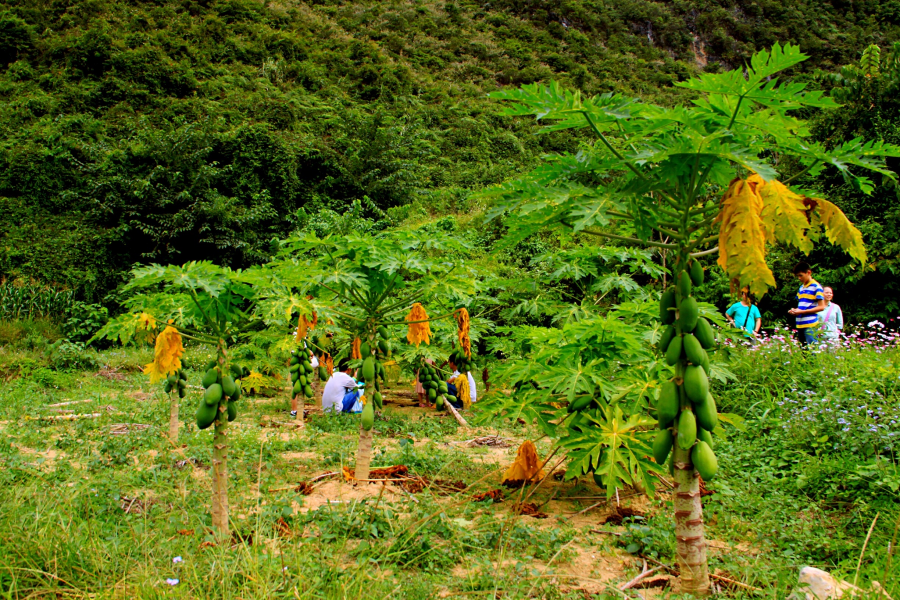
xmin=0 ymin=340 xmax=898 ymax=599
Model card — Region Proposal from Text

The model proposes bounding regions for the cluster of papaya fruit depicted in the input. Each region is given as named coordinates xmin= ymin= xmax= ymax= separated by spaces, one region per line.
xmin=290 ymin=351 xmax=326 ymax=400
xmin=654 ymin=259 xmax=719 ymax=481
xmin=196 ymin=360 xmax=247 ymax=430
xmin=163 ymin=368 xmax=188 ymax=398
xmin=448 ymin=348 xmax=474 ymax=373
xmin=417 ymin=359 xmax=457 ymax=411
xmin=359 ymin=327 xmax=391 ymax=430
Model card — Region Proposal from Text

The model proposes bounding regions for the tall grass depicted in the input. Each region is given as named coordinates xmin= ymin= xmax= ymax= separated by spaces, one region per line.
xmin=0 ymin=281 xmax=76 ymax=321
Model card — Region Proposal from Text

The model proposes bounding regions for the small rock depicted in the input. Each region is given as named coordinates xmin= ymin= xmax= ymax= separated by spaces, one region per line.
xmin=787 ymin=567 xmax=893 ymax=600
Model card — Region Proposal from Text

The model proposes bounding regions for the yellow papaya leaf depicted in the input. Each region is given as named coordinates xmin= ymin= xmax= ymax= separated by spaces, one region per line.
xmin=757 ymin=177 xmax=814 ymax=253
xmin=143 ymin=326 xmax=184 ymax=383
xmin=807 ymin=197 xmax=867 ymax=265
xmin=501 ymin=440 xmax=544 ymax=486
xmin=716 ymin=178 xmax=776 ymax=297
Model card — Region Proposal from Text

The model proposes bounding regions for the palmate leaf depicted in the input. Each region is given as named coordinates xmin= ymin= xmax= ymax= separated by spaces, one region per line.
xmin=558 ymin=405 xmax=662 ymax=498
xmin=758 ymin=179 xmax=814 ymax=253
xmin=716 ymin=178 xmax=776 ymax=296
xmin=808 ymin=197 xmax=868 ymax=264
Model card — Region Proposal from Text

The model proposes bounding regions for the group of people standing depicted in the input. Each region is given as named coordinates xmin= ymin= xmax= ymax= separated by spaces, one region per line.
xmin=725 ymin=261 xmax=844 ymax=346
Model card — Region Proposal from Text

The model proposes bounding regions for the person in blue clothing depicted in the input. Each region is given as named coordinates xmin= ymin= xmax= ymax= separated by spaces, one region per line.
xmin=726 ymin=287 xmax=762 ymax=341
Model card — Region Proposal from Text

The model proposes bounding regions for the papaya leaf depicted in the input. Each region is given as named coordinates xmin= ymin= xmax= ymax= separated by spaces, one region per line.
xmin=758 ymin=178 xmax=814 ymax=253
xmin=716 ymin=178 xmax=776 ymax=297
xmin=808 ymin=197 xmax=868 ymax=264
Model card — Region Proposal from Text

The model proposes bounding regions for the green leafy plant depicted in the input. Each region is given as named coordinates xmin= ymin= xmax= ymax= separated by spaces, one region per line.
xmin=479 ymin=43 xmax=900 ymax=594
xmin=275 ymin=229 xmax=475 ymax=479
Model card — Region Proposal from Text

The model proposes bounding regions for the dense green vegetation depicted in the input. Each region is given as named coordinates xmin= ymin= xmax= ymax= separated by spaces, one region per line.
xmin=2 ymin=0 xmax=900 ymax=323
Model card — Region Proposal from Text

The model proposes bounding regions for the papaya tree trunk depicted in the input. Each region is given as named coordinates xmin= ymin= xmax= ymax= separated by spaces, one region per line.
xmin=672 ymin=258 xmax=710 ymax=596
xmin=168 ymin=393 xmax=179 ymax=442
xmin=211 ymin=340 xmax=230 ymax=537
xmin=673 ymin=444 xmax=710 ymax=594
xmin=295 ymin=393 xmax=304 ymax=427
xmin=355 ymin=426 xmax=373 ymax=480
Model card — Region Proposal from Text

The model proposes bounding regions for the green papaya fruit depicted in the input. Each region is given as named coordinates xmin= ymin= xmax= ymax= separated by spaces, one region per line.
xmin=665 ymin=335 xmax=683 ymax=366
xmin=377 ymin=362 xmax=385 ymax=379
xmin=653 ymin=429 xmax=674 ymax=465
xmin=427 ymin=388 xmax=436 ymax=401
xmin=683 ymin=334 xmax=706 ymax=366
xmin=677 ymin=409 xmax=697 ymax=450
xmin=683 ymin=365 xmax=709 ymax=404
xmin=230 ymin=364 xmax=242 ymax=379
xmin=374 ymin=391 xmax=383 ymax=409
xmin=196 ymin=401 xmax=218 ymax=430
xmin=292 ymin=380 xmax=302 ymax=395
xmin=205 ymin=359 xmax=217 ymax=371
xmin=657 ymin=381 xmax=679 ymax=426
xmin=222 ymin=376 xmax=237 ymax=397
xmin=568 ymin=395 xmax=593 ymax=413
xmin=318 ymin=366 xmax=328 ymax=381
xmin=164 ymin=380 xmax=173 ymax=393
xmin=695 ymin=392 xmax=718 ymax=431
xmin=692 ymin=440 xmax=718 ymax=480
xmin=439 ymin=381 xmax=448 ymax=394
xmin=201 ymin=368 xmax=219 ymax=388
xmin=679 ymin=297 xmax=700 ymax=333
xmin=227 ymin=401 xmax=237 ymax=422
xmin=360 ymin=342 xmax=371 ymax=357
xmin=178 ymin=387 xmax=186 ymax=399
xmin=378 ymin=326 xmax=389 ymax=340
xmin=700 ymin=352 xmax=710 ymax=378
xmin=678 ymin=271 xmax=692 ymax=298
xmin=660 ymin=288 xmax=677 ymax=324
xmin=302 ymin=362 xmax=312 ymax=374
xmin=179 ymin=370 xmax=187 ymax=380
xmin=289 ymin=363 xmax=300 ymax=373
xmin=204 ymin=383 xmax=223 ymax=407
xmin=690 ymin=260 xmax=705 ymax=286
xmin=177 ymin=379 xmax=186 ymax=390
xmin=695 ymin=318 xmax=715 ymax=349
xmin=362 ymin=357 xmax=376 ymax=383
xmin=378 ymin=339 xmax=389 ymax=355
xmin=659 ymin=325 xmax=676 ymax=351
xmin=361 ymin=402 xmax=375 ymax=431
xmin=698 ymin=427 xmax=714 ymax=449
xmin=231 ymin=381 xmax=242 ymax=401
xmin=435 ymin=395 xmax=444 ymax=409
xmin=445 ymin=394 xmax=456 ymax=406
xmin=303 ymin=384 xmax=313 ymax=397
xmin=299 ymin=374 xmax=308 ymax=386
xmin=290 ymin=354 xmax=300 ymax=365
xmin=167 ymin=373 xmax=178 ymax=386
xmin=291 ymin=371 xmax=299 ymax=384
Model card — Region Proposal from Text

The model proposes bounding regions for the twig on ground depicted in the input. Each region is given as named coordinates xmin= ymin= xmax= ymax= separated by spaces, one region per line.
xmin=46 ymin=399 xmax=93 ymax=408
xmin=309 ymin=471 xmax=338 ymax=483
xmin=33 ymin=413 xmax=102 ymax=421
xmin=570 ymin=500 xmax=606 ymax=518
xmin=620 ymin=559 xmax=662 ymax=591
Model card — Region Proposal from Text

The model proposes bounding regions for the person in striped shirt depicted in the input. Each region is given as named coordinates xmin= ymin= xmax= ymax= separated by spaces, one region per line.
xmin=788 ymin=262 xmax=825 ymax=346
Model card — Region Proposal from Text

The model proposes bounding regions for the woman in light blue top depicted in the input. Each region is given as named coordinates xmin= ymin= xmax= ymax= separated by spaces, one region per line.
xmin=725 ymin=287 xmax=761 ymax=341
xmin=817 ymin=286 xmax=844 ymax=343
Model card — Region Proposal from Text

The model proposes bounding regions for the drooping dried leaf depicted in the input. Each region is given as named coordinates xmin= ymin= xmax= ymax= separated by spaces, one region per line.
xmin=501 ymin=440 xmax=544 ymax=486
xmin=455 ymin=308 xmax=472 ymax=358
xmin=757 ymin=177 xmax=813 ymax=253
xmin=351 ymin=337 xmax=362 ymax=359
xmin=455 ymin=374 xmax=471 ymax=410
xmin=405 ymin=303 xmax=432 ymax=346
xmin=808 ymin=196 xmax=867 ymax=264
xmin=143 ymin=326 xmax=184 ymax=383
xmin=295 ymin=314 xmax=308 ymax=342
xmin=716 ymin=178 xmax=776 ymax=296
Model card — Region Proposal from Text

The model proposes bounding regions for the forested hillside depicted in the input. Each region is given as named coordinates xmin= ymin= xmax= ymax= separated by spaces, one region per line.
xmin=1 ymin=0 xmax=899 ymax=318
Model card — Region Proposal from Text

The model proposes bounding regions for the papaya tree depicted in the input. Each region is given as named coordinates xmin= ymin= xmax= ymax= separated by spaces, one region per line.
xmin=94 ymin=261 xmax=296 ymax=537
xmin=275 ymin=230 xmax=475 ymax=479
xmin=479 ymin=43 xmax=900 ymax=595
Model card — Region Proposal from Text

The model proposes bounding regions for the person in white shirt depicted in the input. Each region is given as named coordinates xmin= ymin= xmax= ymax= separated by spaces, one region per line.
xmin=448 ymin=359 xmax=477 ymax=406
xmin=321 ymin=358 xmax=361 ymax=413
xmin=290 ymin=348 xmax=319 ymax=417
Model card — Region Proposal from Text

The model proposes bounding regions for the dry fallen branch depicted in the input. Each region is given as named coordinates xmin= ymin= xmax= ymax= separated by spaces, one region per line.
xmin=31 ymin=413 xmax=102 ymax=421
xmin=456 ymin=435 xmax=514 ymax=448
xmin=46 ymin=399 xmax=93 ymax=408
